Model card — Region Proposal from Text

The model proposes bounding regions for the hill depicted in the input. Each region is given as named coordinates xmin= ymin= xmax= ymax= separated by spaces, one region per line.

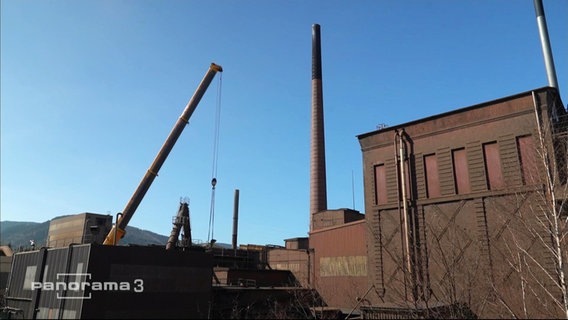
xmin=0 ymin=218 xmax=169 ymax=250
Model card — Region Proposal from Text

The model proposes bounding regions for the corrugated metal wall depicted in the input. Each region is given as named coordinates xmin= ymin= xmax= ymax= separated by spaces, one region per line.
xmin=36 ymin=245 xmax=91 ymax=318
xmin=4 ymin=245 xmax=92 ymax=319
xmin=4 ymin=244 xmax=213 ymax=319
xmin=4 ymin=250 xmax=40 ymax=317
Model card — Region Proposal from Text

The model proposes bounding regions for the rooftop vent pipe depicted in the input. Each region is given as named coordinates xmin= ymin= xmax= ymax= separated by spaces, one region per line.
xmin=310 ymin=24 xmax=328 ymax=232
xmin=534 ymin=0 xmax=559 ymax=89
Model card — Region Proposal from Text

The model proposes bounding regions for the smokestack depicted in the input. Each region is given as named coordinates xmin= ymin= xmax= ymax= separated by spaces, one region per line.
xmin=534 ymin=0 xmax=559 ymax=89
xmin=232 ymin=189 xmax=239 ymax=250
xmin=310 ymin=23 xmax=328 ymax=232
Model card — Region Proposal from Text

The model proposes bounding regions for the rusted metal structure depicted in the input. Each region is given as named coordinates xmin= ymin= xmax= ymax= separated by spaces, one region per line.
xmin=358 ymin=87 xmax=567 ymax=318
xmin=312 ymin=208 xmax=364 ymax=231
xmin=268 ymin=237 xmax=310 ymax=287
xmin=165 ymin=200 xmax=191 ymax=250
xmin=310 ymin=219 xmax=368 ymax=310
xmin=284 ymin=237 xmax=309 ymax=250
xmin=267 ymin=248 xmax=310 ymax=287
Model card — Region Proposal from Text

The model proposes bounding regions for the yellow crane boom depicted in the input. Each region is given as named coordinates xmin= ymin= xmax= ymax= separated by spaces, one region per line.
xmin=103 ymin=63 xmax=223 ymax=245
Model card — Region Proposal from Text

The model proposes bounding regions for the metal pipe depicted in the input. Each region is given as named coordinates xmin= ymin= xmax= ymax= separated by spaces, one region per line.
xmin=104 ymin=63 xmax=223 ymax=245
xmin=534 ymin=0 xmax=559 ymax=89
xmin=398 ymin=129 xmax=413 ymax=296
xmin=232 ymin=189 xmax=240 ymax=250
xmin=394 ymin=130 xmax=406 ymax=299
xmin=310 ymin=23 xmax=328 ymax=232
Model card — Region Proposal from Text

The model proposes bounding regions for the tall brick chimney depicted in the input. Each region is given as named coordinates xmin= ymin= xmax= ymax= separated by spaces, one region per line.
xmin=310 ymin=23 xmax=328 ymax=232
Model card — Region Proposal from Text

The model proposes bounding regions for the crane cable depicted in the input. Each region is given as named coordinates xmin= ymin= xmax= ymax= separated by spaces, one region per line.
xmin=207 ymin=73 xmax=223 ymax=245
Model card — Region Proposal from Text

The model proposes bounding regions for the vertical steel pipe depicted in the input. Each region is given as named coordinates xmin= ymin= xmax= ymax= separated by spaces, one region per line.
xmin=232 ymin=189 xmax=240 ymax=250
xmin=534 ymin=0 xmax=559 ymax=89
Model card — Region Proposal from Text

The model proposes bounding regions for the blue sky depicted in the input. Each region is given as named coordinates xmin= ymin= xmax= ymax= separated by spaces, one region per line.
xmin=2 ymin=0 xmax=567 ymax=246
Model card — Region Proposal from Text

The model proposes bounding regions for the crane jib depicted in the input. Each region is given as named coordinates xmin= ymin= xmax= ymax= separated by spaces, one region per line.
xmin=103 ymin=63 xmax=223 ymax=246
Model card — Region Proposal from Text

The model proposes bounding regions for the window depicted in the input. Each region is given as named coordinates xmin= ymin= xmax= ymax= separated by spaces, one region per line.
xmin=424 ymin=154 xmax=440 ymax=198
xmin=452 ymin=148 xmax=470 ymax=194
xmin=517 ymin=135 xmax=538 ymax=185
xmin=374 ymin=164 xmax=388 ymax=204
xmin=483 ymin=142 xmax=504 ymax=190
xmin=23 ymin=266 xmax=37 ymax=290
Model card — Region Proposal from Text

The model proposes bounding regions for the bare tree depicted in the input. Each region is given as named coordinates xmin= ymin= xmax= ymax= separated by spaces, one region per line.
xmin=488 ymin=99 xmax=568 ymax=319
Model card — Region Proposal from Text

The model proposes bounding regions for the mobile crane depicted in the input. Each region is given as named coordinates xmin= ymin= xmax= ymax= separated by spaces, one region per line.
xmin=103 ymin=63 xmax=223 ymax=245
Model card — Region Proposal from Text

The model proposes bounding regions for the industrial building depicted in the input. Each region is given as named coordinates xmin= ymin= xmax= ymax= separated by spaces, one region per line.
xmin=286 ymin=59 xmax=567 ymax=317
xmin=357 ymin=86 xmax=567 ymax=318
xmin=2 ymin=1 xmax=566 ymax=318
xmin=3 ymin=212 xmax=316 ymax=319
xmin=3 ymin=244 xmax=213 ymax=319
xmin=280 ymin=6 xmax=567 ymax=317
xmin=297 ymin=83 xmax=567 ymax=318
xmin=7 ymin=84 xmax=565 ymax=319
xmin=46 ymin=213 xmax=112 ymax=248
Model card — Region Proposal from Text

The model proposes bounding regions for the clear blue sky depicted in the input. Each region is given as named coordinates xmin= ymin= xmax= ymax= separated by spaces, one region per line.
xmin=2 ymin=0 xmax=567 ymax=246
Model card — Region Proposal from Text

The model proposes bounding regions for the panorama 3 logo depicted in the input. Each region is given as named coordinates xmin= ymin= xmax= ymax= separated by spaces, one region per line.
xmin=31 ymin=273 xmax=144 ymax=300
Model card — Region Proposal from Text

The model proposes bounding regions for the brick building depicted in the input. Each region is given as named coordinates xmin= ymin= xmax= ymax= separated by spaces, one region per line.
xmin=358 ymin=86 xmax=567 ymax=318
